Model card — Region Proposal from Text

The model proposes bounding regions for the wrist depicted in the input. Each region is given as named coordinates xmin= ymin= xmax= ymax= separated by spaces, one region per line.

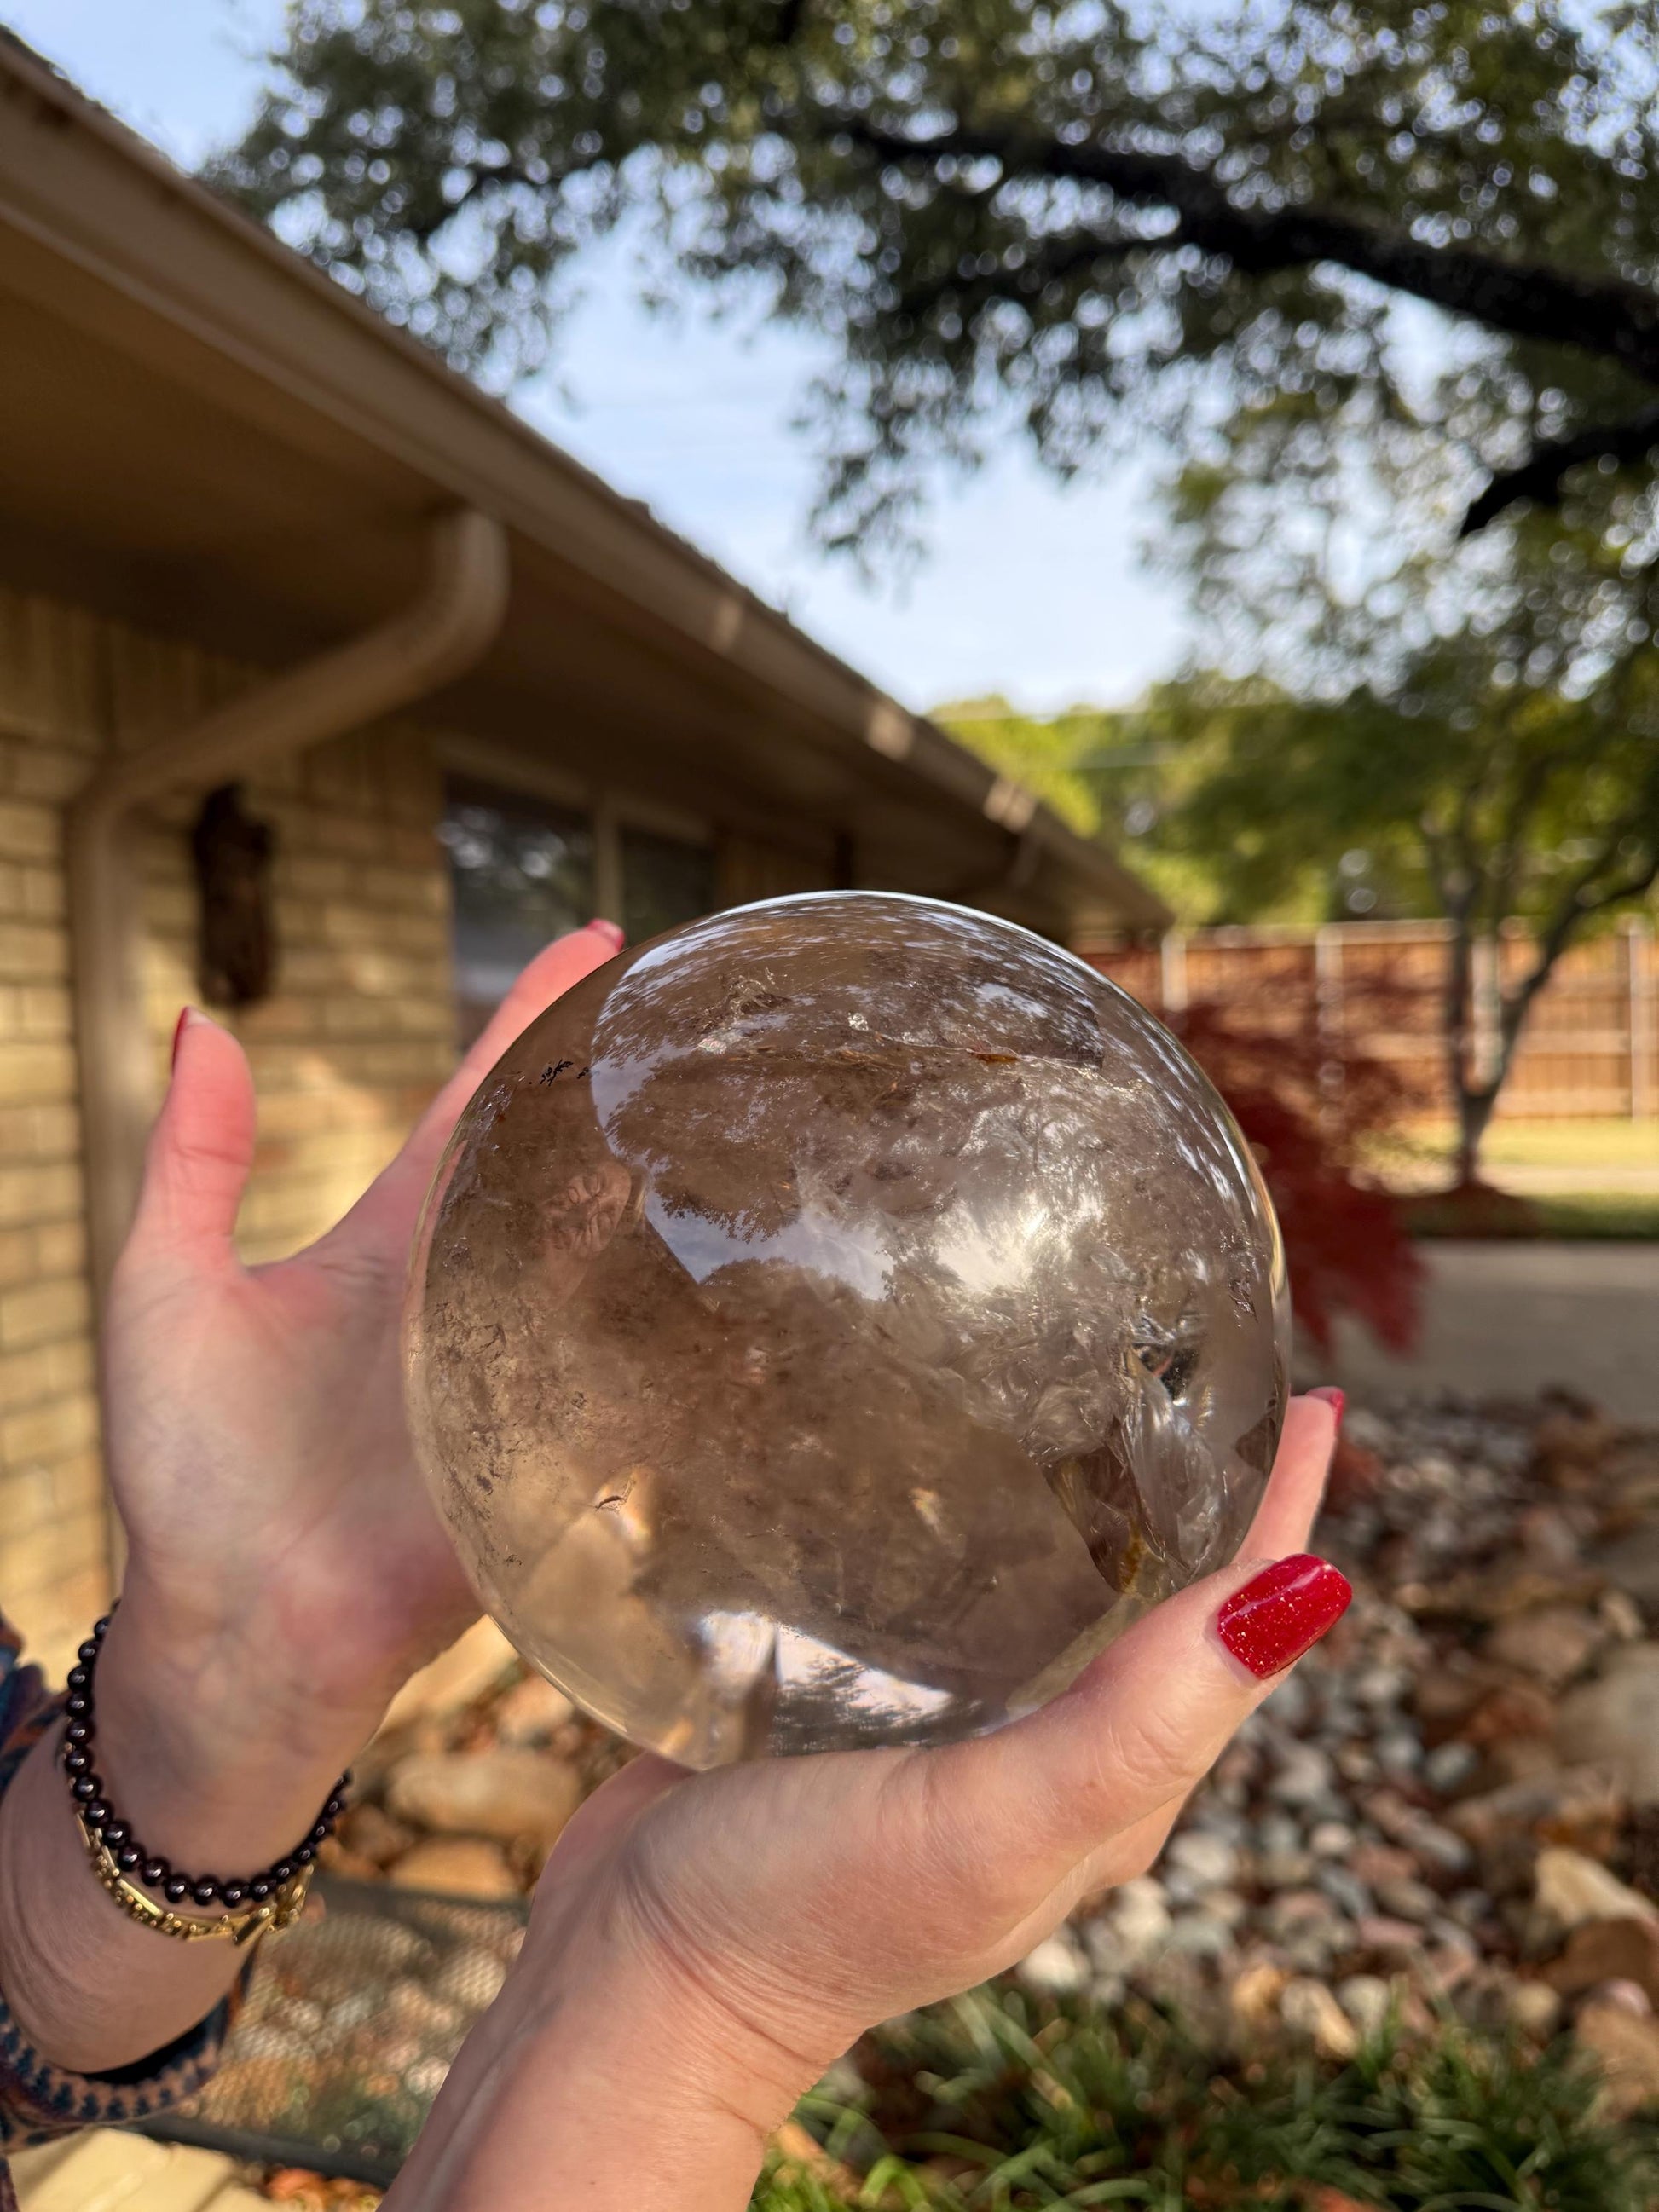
xmin=392 ymin=1951 xmax=804 ymax=2212
xmin=85 ymin=1596 xmax=363 ymax=1881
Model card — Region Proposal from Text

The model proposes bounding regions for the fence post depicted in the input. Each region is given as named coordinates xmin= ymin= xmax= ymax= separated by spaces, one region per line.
xmin=1472 ymin=934 xmax=1502 ymax=1093
xmin=1631 ymin=918 xmax=1654 ymax=1120
xmin=1315 ymin=924 xmax=1344 ymax=1121
xmin=1160 ymin=929 xmax=1188 ymax=1019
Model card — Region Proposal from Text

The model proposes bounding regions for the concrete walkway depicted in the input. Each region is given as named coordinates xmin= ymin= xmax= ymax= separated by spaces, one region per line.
xmin=9 ymin=2133 xmax=267 ymax=2212
xmin=1321 ymin=1240 xmax=1659 ymax=1421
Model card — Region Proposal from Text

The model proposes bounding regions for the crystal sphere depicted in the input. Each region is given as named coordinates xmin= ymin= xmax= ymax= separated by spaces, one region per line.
xmin=404 ymin=893 xmax=1289 ymax=1767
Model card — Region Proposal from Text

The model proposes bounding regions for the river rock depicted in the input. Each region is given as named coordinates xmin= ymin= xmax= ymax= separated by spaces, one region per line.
xmin=1337 ymin=1974 xmax=1393 ymax=2040
xmin=1555 ymin=1643 xmax=1659 ymax=1805
xmin=1534 ymin=1845 xmax=1659 ymax=1933
xmin=1545 ymin=1918 xmax=1659 ymax=2010
xmin=1423 ymin=1740 xmax=1480 ymax=1794
xmin=388 ymin=1748 xmax=583 ymax=1845
xmin=1280 ymin=1976 xmax=1359 ymax=2060
xmin=1591 ymin=1524 xmax=1659 ymax=1608
xmin=382 ymin=1617 xmax=518 ymax=1728
xmin=1271 ymin=1744 xmax=1337 ymax=1808
xmin=1018 ymin=1933 xmax=1089 ymax=1994
xmin=1164 ymin=1831 xmax=1239 ymax=1891
xmin=494 ymin=1672 xmax=578 ymax=1746
xmin=1503 ymin=1978 xmax=1563 ymax=2036
xmin=1165 ymin=1911 xmax=1235 ymax=1961
xmin=1229 ymin=1961 xmax=1289 ymax=2032
xmin=1356 ymin=1915 xmax=1425 ymax=1960
xmin=1447 ymin=1764 xmax=1626 ymax=1857
xmin=1374 ymin=1874 xmax=1440 ymax=1925
xmin=1318 ymin=1865 xmax=1374 ymax=1920
xmin=389 ymin=1837 xmax=521 ymax=1899
xmin=338 ymin=1801 xmax=418 ymax=1869
xmin=1483 ymin=1605 xmax=1602 ymax=1690
xmin=1575 ymin=1999 xmax=1659 ymax=2118
xmin=1105 ymin=1877 xmax=1172 ymax=1964
xmin=385 ymin=1978 xmax=464 ymax=2040
xmin=433 ymin=1943 xmax=512 ymax=2009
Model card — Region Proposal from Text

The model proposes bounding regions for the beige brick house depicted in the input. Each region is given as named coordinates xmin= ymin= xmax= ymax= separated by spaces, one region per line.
xmin=0 ymin=35 xmax=1165 ymax=1675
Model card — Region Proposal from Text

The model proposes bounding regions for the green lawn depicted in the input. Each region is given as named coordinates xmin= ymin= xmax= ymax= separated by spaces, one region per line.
xmin=1404 ymin=1191 xmax=1659 ymax=1239
xmin=1371 ymin=1121 xmax=1659 ymax=1234
xmin=1468 ymin=1120 xmax=1659 ymax=1169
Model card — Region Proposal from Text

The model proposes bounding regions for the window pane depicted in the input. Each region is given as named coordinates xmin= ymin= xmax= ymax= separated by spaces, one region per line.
xmin=442 ymin=777 xmax=594 ymax=1047
xmin=622 ymin=825 xmax=715 ymax=947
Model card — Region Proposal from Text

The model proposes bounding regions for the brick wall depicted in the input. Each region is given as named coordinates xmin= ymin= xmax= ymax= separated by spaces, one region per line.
xmin=0 ymin=586 xmax=456 ymax=1677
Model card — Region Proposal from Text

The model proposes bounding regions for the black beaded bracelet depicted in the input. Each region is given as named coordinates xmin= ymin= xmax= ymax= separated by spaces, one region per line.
xmin=61 ymin=1609 xmax=351 ymax=1910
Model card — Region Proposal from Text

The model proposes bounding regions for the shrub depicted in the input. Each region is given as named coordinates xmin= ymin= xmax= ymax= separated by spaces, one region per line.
xmin=756 ymin=1988 xmax=1658 ymax=2210
xmin=1172 ymin=994 xmax=1424 ymax=1354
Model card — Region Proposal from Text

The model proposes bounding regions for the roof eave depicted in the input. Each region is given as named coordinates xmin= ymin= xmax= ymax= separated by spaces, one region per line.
xmin=0 ymin=32 xmax=1165 ymax=929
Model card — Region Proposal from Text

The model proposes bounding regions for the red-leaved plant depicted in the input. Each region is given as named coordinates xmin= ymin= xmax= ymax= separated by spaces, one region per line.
xmin=1084 ymin=952 xmax=1425 ymax=1353
xmin=1173 ymin=997 xmax=1423 ymax=1353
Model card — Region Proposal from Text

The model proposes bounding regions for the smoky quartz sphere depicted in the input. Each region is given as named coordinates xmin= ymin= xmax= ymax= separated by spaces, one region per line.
xmin=405 ymin=893 xmax=1289 ymax=1768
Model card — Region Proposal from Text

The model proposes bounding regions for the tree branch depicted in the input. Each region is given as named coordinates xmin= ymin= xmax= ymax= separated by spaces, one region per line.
xmin=1495 ymin=831 xmax=1659 ymax=1083
xmin=1419 ymin=808 xmax=1481 ymax=1118
xmin=835 ymin=119 xmax=1659 ymax=388
xmin=1459 ymin=401 xmax=1659 ymax=535
xmin=405 ymin=159 xmax=555 ymax=245
xmin=1481 ymin=723 xmax=1573 ymax=932
xmin=886 ymin=229 xmax=1155 ymax=334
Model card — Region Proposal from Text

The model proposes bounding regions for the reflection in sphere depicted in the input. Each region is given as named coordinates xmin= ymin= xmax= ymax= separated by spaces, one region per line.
xmin=404 ymin=893 xmax=1289 ymax=1767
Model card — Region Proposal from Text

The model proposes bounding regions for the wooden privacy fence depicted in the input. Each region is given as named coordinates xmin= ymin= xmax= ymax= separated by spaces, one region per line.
xmin=1079 ymin=916 xmax=1658 ymax=1121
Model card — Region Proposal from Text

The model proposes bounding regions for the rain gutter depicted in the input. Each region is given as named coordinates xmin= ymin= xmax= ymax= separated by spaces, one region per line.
xmin=68 ymin=505 xmax=511 ymax=1314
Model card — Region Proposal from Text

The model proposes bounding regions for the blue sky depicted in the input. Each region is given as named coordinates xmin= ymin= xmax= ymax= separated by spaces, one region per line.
xmin=1 ymin=0 xmax=1190 ymax=715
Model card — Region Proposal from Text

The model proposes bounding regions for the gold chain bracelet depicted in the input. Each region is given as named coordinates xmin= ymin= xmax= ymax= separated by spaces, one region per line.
xmin=77 ymin=1811 xmax=313 ymax=1948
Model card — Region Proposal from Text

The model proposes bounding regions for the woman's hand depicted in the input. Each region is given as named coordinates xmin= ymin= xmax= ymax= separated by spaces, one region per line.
xmin=395 ymin=1395 xmax=1345 ymax=2212
xmin=90 ymin=922 xmax=621 ymax=1869
xmin=0 ymin=927 xmax=621 ymax=2078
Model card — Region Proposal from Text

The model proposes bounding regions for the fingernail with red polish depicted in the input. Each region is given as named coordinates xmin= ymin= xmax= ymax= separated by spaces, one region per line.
xmin=588 ymin=919 xmax=625 ymax=950
xmin=1216 ymin=1555 xmax=1352 ymax=1679
xmin=1308 ymin=1385 xmax=1345 ymax=1426
xmin=170 ymin=1007 xmax=194 ymax=1071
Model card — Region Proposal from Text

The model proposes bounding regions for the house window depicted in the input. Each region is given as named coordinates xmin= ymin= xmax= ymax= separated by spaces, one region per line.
xmin=622 ymin=824 xmax=716 ymax=947
xmin=441 ymin=777 xmax=595 ymax=1047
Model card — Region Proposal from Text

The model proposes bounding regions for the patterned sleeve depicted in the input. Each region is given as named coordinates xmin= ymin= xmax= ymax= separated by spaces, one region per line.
xmin=0 ymin=1614 xmax=234 ymax=2198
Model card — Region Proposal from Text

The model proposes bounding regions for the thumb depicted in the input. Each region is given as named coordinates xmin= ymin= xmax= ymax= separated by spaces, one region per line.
xmin=124 ymin=1008 xmax=257 ymax=1270
xmin=950 ymin=1548 xmax=1351 ymax=1913
xmin=910 ymin=1394 xmax=1346 ymax=1916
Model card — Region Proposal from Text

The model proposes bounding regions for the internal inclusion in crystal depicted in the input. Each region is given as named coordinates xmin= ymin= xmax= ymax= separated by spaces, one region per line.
xmin=404 ymin=892 xmax=1290 ymax=1767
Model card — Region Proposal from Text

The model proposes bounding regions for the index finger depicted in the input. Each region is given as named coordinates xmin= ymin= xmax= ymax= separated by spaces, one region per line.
xmin=413 ymin=920 xmax=625 ymax=1164
xmin=346 ymin=921 xmax=626 ymax=1242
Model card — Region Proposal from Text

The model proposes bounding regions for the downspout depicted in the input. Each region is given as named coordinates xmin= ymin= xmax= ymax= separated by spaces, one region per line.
xmin=70 ymin=506 xmax=511 ymax=1322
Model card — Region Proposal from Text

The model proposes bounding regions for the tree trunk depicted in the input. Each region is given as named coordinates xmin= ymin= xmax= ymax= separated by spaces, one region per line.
xmin=1453 ymin=1083 xmax=1498 ymax=1187
xmin=1439 ymin=900 xmax=1486 ymax=1183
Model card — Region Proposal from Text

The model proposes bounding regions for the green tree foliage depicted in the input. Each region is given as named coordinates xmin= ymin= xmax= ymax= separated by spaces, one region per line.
xmin=217 ymin=0 xmax=1659 ymax=1175
xmin=217 ymin=1 xmax=1659 ymax=555
xmin=945 ymin=661 xmax=1659 ymax=1179
xmin=1190 ymin=677 xmax=1659 ymax=1178
xmin=929 ymin=696 xmax=1111 ymax=837
xmin=929 ymin=695 xmax=1228 ymax=921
